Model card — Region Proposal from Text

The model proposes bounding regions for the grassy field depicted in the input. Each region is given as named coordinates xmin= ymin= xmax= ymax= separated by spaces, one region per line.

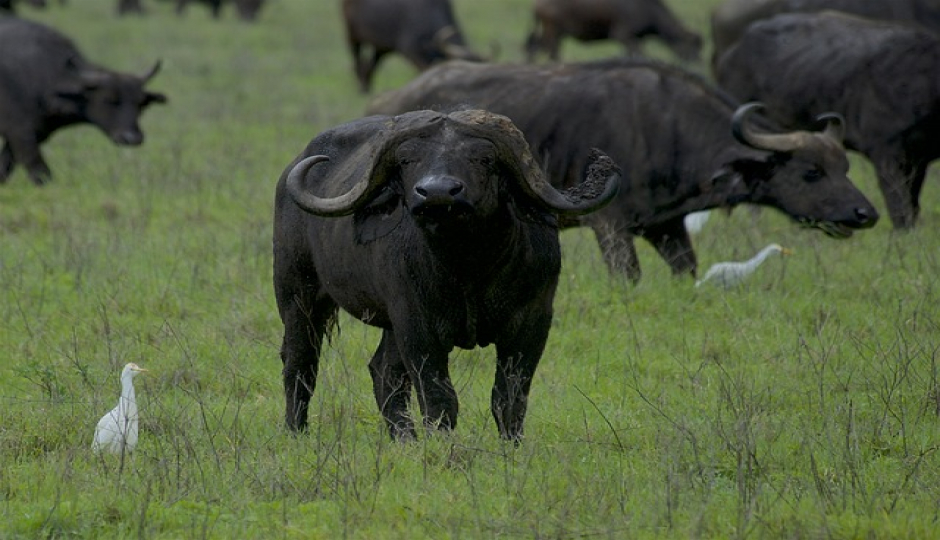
xmin=2 ymin=0 xmax=939 ymax=538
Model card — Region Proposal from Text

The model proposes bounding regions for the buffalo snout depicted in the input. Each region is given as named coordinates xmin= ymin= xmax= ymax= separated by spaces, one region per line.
xmin=111 ymin=129 xmax=144 ymax=146
xmin=413 ymin=175 xmax=466 ymax=206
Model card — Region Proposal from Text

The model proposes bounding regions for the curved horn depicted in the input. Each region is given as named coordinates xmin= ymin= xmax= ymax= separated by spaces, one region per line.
xmin=142 ymin=60 xmax=162 ymax=82
xmin=732 ymin=102 xmax=810 ymax=152
xmin=286 ymin=155 xmax=385 ymax=217
xmin=514 ymin=143 xmax=620 ymax=216
xmin=815 ymin=112 xmax=845 ymax=144
xmin=434 ymin=25 xmax=484 ymax=61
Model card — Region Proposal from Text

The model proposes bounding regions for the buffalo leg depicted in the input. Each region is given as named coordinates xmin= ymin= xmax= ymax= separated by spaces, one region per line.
xmin=7 ymin=137 xmax=51 ymax=185
xmin=590 ymin=220 xmax=641 ymax=282
xmin=369 ymin=330 xmax=416 ymax=440
xmin=279 ymin=295 xmax=336 ymax=432
xmin=396 ymin=335 xmax=458 ymax=433
xmin=873 ymin=153 xmax=922 ymax=229
xmin=492 ymin=311 xmax=552 ymax=441
xmin=643 ymin=218 xmax=696 ymax=277
xmin=0 ymin=143 xmax=14 ymax=183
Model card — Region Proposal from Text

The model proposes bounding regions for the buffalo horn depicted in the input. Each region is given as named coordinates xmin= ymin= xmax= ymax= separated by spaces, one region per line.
xmin=732 ymin=102 xmax=809 ymax=153
xmin=816 ymin=112 xmax=845 ymax=144
xmin=434 ymin=26 xmax=484 ymax=61
xmin=142 ymin=60 xmax=162 ymax=82
xmin=515 ymin=146 xmax=620 ymax=216
xmin=286 ymin=155 xmax=384 ymax=217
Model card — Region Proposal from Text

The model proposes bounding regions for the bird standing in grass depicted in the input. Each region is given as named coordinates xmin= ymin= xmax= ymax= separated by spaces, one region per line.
xmin=695 ymin=243 xmax=792 ymax=289
xmin=93 ymin=363 xmax=147 ymax=454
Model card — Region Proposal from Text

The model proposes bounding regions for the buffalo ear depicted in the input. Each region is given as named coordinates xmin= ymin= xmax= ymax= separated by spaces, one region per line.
xmin=144 ymin=91 xmax=168 ymax=106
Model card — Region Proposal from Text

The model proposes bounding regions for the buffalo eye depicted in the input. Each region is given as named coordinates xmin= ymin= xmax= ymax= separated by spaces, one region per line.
xmin=803 ymin=167 xmax=824 ymax=183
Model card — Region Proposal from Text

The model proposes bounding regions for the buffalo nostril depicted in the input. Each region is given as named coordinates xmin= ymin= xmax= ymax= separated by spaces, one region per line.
xmin=448 ymin=183 xmax=464 ymax=196
xmin=415 ymin=186 xmax=428 ymax=198
xmin=856 ymin=208 xmax=870 ymax=222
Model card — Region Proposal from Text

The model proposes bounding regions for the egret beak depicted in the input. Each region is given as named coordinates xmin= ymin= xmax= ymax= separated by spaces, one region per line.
xmin=132 ymin=366 xmax=148 ymax=373
xmin=780 ymin=247 xmax=794 ymax=256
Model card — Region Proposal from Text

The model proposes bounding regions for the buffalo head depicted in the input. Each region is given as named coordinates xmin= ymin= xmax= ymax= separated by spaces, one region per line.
xmin=728 ymin=102 xmax=878 ymax=237
xmin=56 ymin=60 xmax=167 ymax=146
xmin=286 ymin=109 xmax=619 ymax=233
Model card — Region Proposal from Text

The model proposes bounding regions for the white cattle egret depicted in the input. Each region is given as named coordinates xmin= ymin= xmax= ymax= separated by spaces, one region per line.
xmin=684 ymin=210 xmax=711 ymax=235
xmin=695 ymin=244 xmax=792 ymax=289
xmin=92 ymin=363 xmax=147 ymax=454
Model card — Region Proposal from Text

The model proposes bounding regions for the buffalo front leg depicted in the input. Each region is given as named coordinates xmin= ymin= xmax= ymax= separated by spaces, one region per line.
xmin=643 ymin=217 xmax=697 ymax=277
xmin=493 ymin=313 xmax=551 ymax=441
xmin=873 ymin=154 xmax=925 ymax=229
xmin=369 ymin=330 xmax=416 ymax=440
xmin=397 ymin=336 xmax=458 ymax=433
xmin=0 ymin=143 xmax=15 ymax=183
xmin=6 ymin=137 xmax=51 ymax=185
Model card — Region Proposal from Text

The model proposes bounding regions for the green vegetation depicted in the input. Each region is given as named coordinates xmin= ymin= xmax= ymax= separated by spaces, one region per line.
xmin=1 ymin=0 xmax=938 ymax=538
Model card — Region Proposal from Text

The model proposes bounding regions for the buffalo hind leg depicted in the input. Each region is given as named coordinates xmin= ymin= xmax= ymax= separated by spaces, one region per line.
xmin=280 ymin=296 xmax=336 ymax=432
xmin=643 ymin=218 xmax=697 ymax=277
xmin=369 ymin=330 xmax=416 ymax=440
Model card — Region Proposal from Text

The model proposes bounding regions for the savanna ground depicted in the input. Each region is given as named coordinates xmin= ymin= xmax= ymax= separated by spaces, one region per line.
xmin=1 ymin=0 xmax=939 ymax=538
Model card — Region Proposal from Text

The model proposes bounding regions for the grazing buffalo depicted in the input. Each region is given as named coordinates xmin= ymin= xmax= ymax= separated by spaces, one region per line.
xmin=710 ymin=0 xmax=940 ymax=64
xmin=173 ymin=0 xmax=265 ymax=20
xmin=369 ymin=59 xmax=879 ymax=281
xmin=342 ymin=0 xmax=484 ymax=93
xmin=525 ymin=0 xmax=702 ymax=62
xmin=274 ymin=109 xmax=620 ymax=440
xmin=715 ymin=11 xmax=940 ymax=228
xmin=0 ymin=17 xmax=166 ymax=185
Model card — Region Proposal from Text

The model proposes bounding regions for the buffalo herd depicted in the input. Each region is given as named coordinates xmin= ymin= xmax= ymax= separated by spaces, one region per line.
xmin=3 ymin=0 xmax=938 ymax=438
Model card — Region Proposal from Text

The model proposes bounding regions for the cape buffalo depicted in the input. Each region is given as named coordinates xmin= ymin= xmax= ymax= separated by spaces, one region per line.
xmin=0 ymin=18 xmax=167 ymax=185
xmin=710 ymin=0 xmax=940 ymax=65
xmin=274 ymin=109 xmax=620 ymax=440
xmin=715 ymin=11 xmax=940 ymax=228
xmin=368 ymin=59 xmax=879 ymax=281
xmin=525 ymin=0 xmax=702 ymax=63
xmin=342 ymin=0 xmax=484 ymax=93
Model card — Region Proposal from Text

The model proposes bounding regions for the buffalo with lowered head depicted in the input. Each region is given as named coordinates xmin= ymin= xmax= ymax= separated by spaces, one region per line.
xmin=274 ymin=109 xmax=620 ymax=441
xmin=0 ymin=17 xmax=166 ymax=185
xmin=369 ymin=59 xmax=879 ymax=281
xmin=715 ymin=11 xmax=940 ymax=228
xmin=525 ymin=0 xmax=702 ymax=63
xmin=342 ymin=0 xmax=484 ymax=93
xmin=710 ymin=0 xmax=940 ymax=65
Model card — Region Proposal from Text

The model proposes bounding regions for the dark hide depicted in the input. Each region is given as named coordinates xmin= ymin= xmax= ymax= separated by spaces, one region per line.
xmin=368 ymin=58 xmax=879 ymax=281
xmin=715 ymin=11 xmax=940 ymax=228
xmin=342 ymin=0 xmax=484 ymax=93
xmin=710 ymin=0 xmax=940 ymax=65
xmin=525 ymin=0 xmax=702 ymax=62
xmin=273 ymin=109 xmax=619 ymax=441
xmin=0 ymin=17 xmax=167 ymax=185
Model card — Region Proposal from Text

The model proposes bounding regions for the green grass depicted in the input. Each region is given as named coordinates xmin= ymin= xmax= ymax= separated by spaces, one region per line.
xmin=2 ymin=0 xmax=939 ymax=538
